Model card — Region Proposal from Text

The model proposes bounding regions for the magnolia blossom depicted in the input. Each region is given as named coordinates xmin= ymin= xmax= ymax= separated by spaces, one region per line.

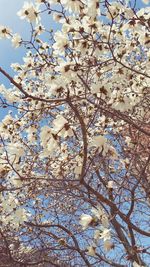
xmin=0 ymin=192 xmax=29 ymax=229
xmin=47 ymin=0 xmax=58 ymax=4
xmin=36 ymin=0 xmax=45 ymax=3
xmin=104 ymin=240 xmax=114 ymax=252
xmin=26 ymin=125 xmax=37 ymax=142
xmin=133 ymin=262 xmax=145 ymax=267
xmin=7 ymin=143 xmax=25 ymax=164
xmin=0 ymin=25 xmax=11 ymax=38
xmin=107 ymin=181 xmax=114 ymax=189
xmin=94 ymin=228 xmax=111 ymax=242
xmin=0 ymin=85 xmax=19 ymax=103
xmin=0 ymin=114 xmax=14 ymax=138
xmin=61 ymin=0 xmax=84 ymax=13
xmin=111 ymin=93 xmax=133 ymax=112
xmin=35 ymin=24 xmax=45 ymax=35
xmin=17 ymin=2 xmax=40 ymax=23
xmin=47 ymin=136 xmax=59 ymax=155
xmin=52 ymin=115 xmax=73 ymax=137
xmin=87 ymin=246 xmax=96 ymax=256
xmin=40 ymin=125 xmax=52 ymax=147
xmin=90 ymin=135 xmax=107 ymax=148
xmin=86 ymin=0 xmax=100 ymax=18
xmin=0 ymin=164 xmax=10 ymax=177
xmin=94 ymin=229 xmax=101 ymax=241
xmin=9 ymin=175 xmax=23 ymax=187
xmin=53 ymin=115 xmax=68 ymax=133
xmin=40 ymin=126 xmax=59 ymax=157
xmin=90 ymin=135 xmax=109 ymax=155
xmin=80 ymin=214 xmax=93 ymax=229
xmin=9 ymin=244 xmax=15 ymax=250
xmin=1 ymin=114 xmax=13 ymax=125
xmin=91 ymin=83 xmax=110 ymax=98
xmin=11 ymin=33 xmax=22 ymax=48
xmin=74 ymin=164 xmax=82 ymax=176
xmin=92 ymin=206 xmax=109 ymax=227
xmin=99 ymin=228 xmax=111 ymax=241
xmin=53 ymin=31 xmax=68 ymax=54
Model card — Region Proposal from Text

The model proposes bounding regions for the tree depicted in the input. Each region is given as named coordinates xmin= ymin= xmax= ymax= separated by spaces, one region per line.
xmin=0 ymin=0 xmax=150 ymax=266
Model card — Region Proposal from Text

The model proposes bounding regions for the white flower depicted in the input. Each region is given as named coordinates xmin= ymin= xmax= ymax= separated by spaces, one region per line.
xmin=87 ymin=246 xmax=96 ymax=256
xmin=9 ymin=244 xmax=15 ymax=250
xmin=107 ymin=181 xmax=114 ymax=189
xmin=36 ymin=0 xmax=45 ymax=3
xmin=133 ymin=262 xmax=145 ymax=267
xmin=11 ymin=63 xmax=22 ymax=71
xmin=53 ymin=115 xmax=68 ymax=132
xmin=8 ymin=143 xmax=24 ymax=157
xmin=0 ymin=25 xmax=11 ymax=39
xmin=99 ymin=228 xmax=111 ymax=241
xmin=35 ymin=24 xmax=45 ymax=35
xmin=0 ymin=165 xmax=10 ymax=177
xmin=52 ymin=115 xmax=73 ymax=138
xmin=74 ymin=165 xmax=82 ymax=175
xmin=0 ymin=85 xmax=19 ymax=103
xmin=11 ymin=33 xmax=22 ymax=48
xmin=91 ymin=206 xmax=109 ymax=227
xmin=47 ymin=136 xmax=58 ymax=154
xmin=7 ymin=143 xmax=25 ymax=164
xmin=91 ymin=206 xmax=103 ymax=219
xmin=94 ymin=230 xmax=101 ymax=241
xmin=53 ymin=13 xmax=65 ymax=23
xmin=53 ymin=31 xmax=68 ymax=54
xmin=10 ymin=176 xmax=23 ymax=187
xmin=86 ymin=0 xmax=100 ymax=18
xmin=90 ymin=135 xmax=107 ymax=148
xmin=17 ymin=2 xmax=40 ymax=23
xmin=80 ymin=214 xmax=93 ymax=229
xmin=101 ymin=215 xmax=109 ymax=228
xmin=26 ymin=125 xmax=37 ymax=142
xmin=111 ymin=94 xmax=133 ymax=112
xmin=40 ymin=125 xmax=51 ymax=146
xmin=91 ymin=83 xmax=110 ymax=98
xmin=47 ymin=0 xmax=58 ymax=4
xmin=61 ymin=0 xmax=84 ymax=13
xmin=40 ymin=125 xmax=60 ymax=156
xmin=2 ymin=113 xmax=14 ymax=123
xmin=104 ymin=240 xmax=114 ymax=252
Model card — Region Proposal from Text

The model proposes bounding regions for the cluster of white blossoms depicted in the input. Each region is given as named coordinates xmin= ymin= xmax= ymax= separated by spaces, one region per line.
xmin=80 ymin=206 xmax=113 ymax=254
xmin=0 ymin=84 xmax=22 ymax=103
xmin=0 ymin=0 xmax=149 ymax=266
xmin=0 ymin=192 xmax=29 ymax=229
